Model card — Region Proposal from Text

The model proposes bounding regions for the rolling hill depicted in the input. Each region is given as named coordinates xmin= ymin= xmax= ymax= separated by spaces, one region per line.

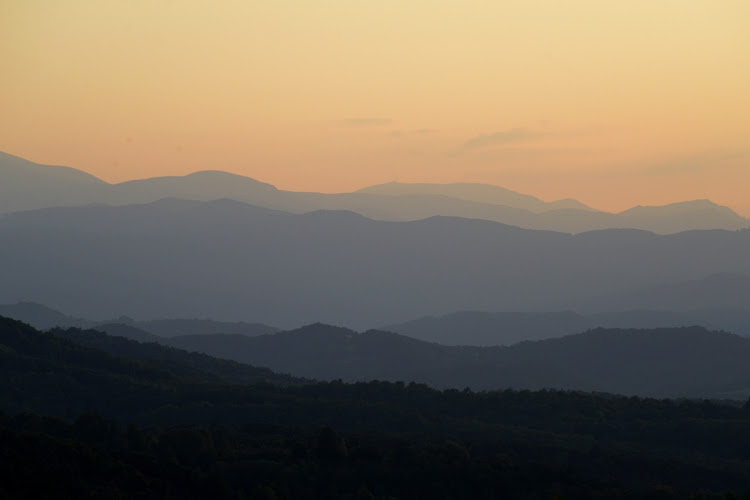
xmin=4 ymin=315 xmax=750 ymax=497
xmin=164 ymin=323 xmax=750 ymax=399
xmin=1 ymin=198 xmax=748 ymax=328
xmin=50 ymin=325 xmax=303 ymax=386
xmin=0 ymin=152 xmax=108 ymax=214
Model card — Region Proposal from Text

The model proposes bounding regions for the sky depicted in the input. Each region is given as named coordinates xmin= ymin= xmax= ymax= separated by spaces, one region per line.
xmin=2 ymin=1 xmax=749 ymax=215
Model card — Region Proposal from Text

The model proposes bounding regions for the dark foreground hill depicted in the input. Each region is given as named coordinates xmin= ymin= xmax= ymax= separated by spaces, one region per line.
xmin=0 ymin=316 xmax=300 ymax=419
xmin=1 ymin=198 xmax=749 ymax=328
xmin=3 ymin=315 xmax=750 ymax=498
xmin=50 ymin=326 xmax=304 ymax=386
xmin=168 ymin=323 xmax=750 ymax=399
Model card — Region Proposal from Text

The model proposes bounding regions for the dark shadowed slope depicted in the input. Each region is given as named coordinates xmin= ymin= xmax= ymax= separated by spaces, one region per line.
xmin=501 ymin=327 xmax=750 ymax=399
xmin=5 ymin=316 xmax=750 ymax=498
xmin=1 ymin=199 xmax=749 ymax=328
xmin=0 ymin=315 xmax=305 ymax=418
xmin=166 ymin=323 xmax=750 ymax=399
xmin=50 ymin=325 xmax=304 ymax=386
xmin=0 ymin=315 xmax=184 ymax=418
xmin=3 ymin=151 xmax=747 ymax=233
xmin=168 ymin=324 xmax=471 ymax=386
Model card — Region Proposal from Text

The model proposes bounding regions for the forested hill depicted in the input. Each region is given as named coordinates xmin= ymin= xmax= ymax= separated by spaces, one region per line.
xmin=3 ymin=315 xmax=750 ymax=498
xmin=49 ymin=325 xmax=305 ymax=386
xmin=164 ymin=323 xmax=750 ymax=399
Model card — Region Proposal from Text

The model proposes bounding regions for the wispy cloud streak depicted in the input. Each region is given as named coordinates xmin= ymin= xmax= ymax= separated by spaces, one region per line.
xmin=463 ymin=128 xmax=542 ymax=150
xmin=336 ymin=118 xmax=393 ymax=127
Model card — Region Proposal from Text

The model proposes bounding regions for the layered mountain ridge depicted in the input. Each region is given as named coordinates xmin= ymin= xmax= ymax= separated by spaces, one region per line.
xmin=48 ymin=319 xmax=750 ymax=399
xmin=3 ymin=151 xmax=747 ymax=234
xmin=2 ymin=197 xmax=749 ymax=328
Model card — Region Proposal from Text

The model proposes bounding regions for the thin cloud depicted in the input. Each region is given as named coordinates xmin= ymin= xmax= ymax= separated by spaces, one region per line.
xmin=595 ymin=150 xmax=748 ymax=179
xmin=337 ymin=118 xmax=393 ymax=127
xmin=463 ymin=128 xmax=542 ymax=150
xmin=640 ymin=151 xmax=745 ymax=176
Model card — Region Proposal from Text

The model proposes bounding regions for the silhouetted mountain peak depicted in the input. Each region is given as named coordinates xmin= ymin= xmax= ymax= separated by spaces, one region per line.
xmin=0 ymin=151 xmax=105 ymax=183
xmin=118 ymin=169 xmax=279 ymax=191
xmin=545 ymin=198 xmax=596 ymax=211
xmin=284 ymin=323 xmax=357 ymax=338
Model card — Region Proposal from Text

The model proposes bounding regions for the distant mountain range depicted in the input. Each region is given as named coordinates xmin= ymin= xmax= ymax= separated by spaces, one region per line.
xmin=2 ymin=151 xmax=747 ymax=234
xmin=382 ymin=273 xmax=750 ymax=345
xmin=383 ymin=304 xmax=750 ymax=346
xmin=7 ymin=312 xmax=749 ymax=399
xmin=357 ymin=181 xmax=595 ymax=212
xmin=136 ymin=322 xmax=750 ymax=399
xmin=5 ymin=300 xmax=750 ymax=351
xmin=5 ymin=300 xmax=750 ymax=400
xmin=1 ymin=198 xmax=748 ymax=328
xmin=0 ymin=302 xmax=278 ymax=340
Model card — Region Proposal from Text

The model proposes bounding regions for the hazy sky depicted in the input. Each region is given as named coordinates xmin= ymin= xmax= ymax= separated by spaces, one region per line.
xmin=2 ymin=1 xmax=749 ymax=214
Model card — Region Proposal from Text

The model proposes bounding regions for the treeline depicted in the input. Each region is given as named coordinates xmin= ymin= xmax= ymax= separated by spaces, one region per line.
xmin=3 ymin=316 xmax=750 ymax=498
xmin=3 ymin=408 xmax=750 ymax=500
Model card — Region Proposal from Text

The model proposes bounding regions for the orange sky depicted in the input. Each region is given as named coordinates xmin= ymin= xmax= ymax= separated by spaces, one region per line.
xmin=2 ymin=1 xmax=749 ymax=215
